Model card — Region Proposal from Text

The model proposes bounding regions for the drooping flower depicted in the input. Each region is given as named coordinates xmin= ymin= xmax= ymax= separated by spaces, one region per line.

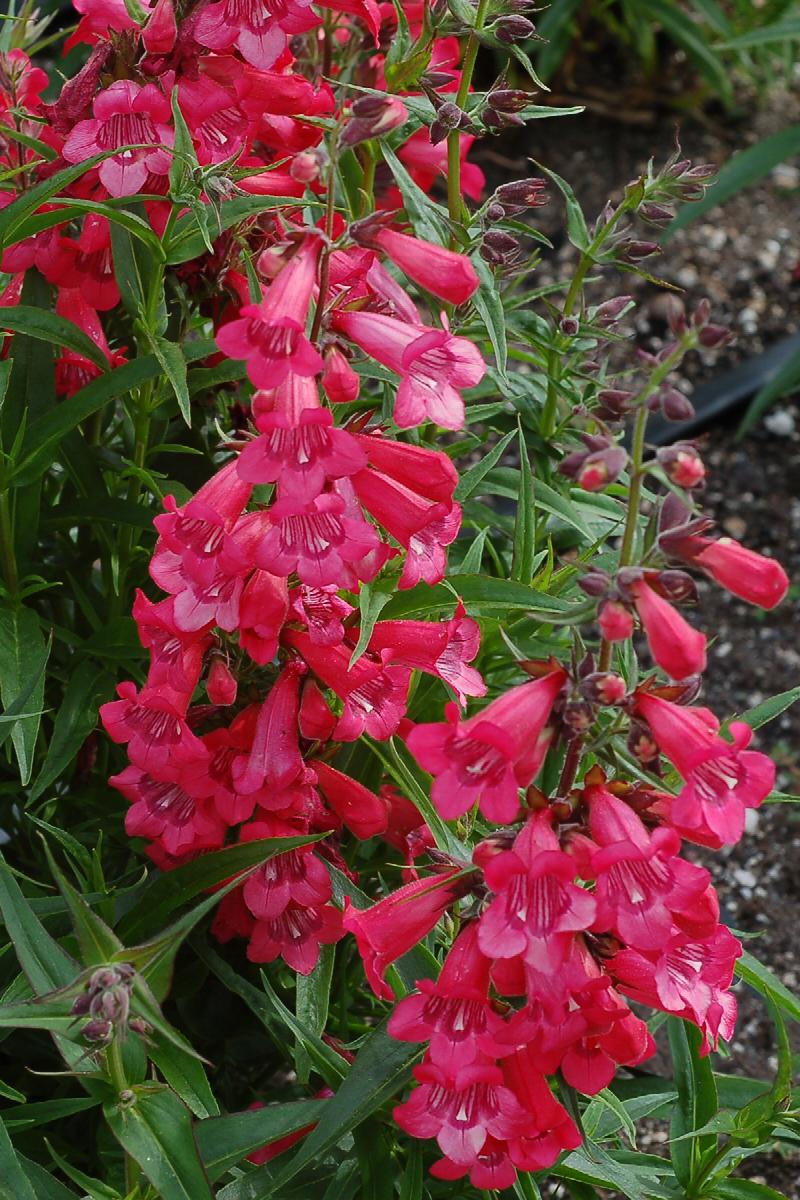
xmin=634 ymin=692 xmax=775 ymax=846
xmin=195 ymin=0 xmax=319 ymax=69
xmin=110 ymin=761 xmax=227 ymax=858
xmin=665 ymin=532 xmax=789 ymax=610
xmin=236 ymin=409 xmax=366 ymax=502
xmin=368 ymin=603 xmax=486 ymax=706
xmin=371 ymin=228 xmax=479 ymax=306
xmin=629 ymin=579 xmax=706 ymax=680
xmin=312 ymin=761 xmax=390 ymax=839
xmin=407 ymin=668 xmax=566 ymax=822
xmin=332 ymin=309 xmax=485 ymax=430
xmin=216 ymin=238 xmax=324 ymax=388
xmin=343 ymin=870 xmax=473 ymax=1000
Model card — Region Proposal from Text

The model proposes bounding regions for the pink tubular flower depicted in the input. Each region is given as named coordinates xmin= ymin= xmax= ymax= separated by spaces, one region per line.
xmin=236 ymin=409 xmax=366 ymax=502
xmin=372 ymin=229 xmax=479 ymax=306
xmin=503 ymin=1057 xmax=582 ymax=1171
xmin=238 ymin=570 xmax=289 ymax=665
xmin=247 ymin=901 xmax=344 ymax=974
xmin=195 ymin=0 xmax=318 ymax=69
xmin=331 ymin=310 xmax=485 ymax=430
xmin=585 ymin=783 xmax=713 ymax=950
xmin=630 ymin=580 xmax=706 ymax=680
xmin=388 ymin=924 xmax=507 ymax=1069
xmin=207 ymin=658 xmax=238 ymax=706
xmin=232 ymin=664 xmax=307 ymax=796
xmin=62 ymin=80 xmax=173 ymax=198
xmin=111 ymin=762 xmax=226 ymax=858
xmin=477 ymin=815 xmax=596 ymax=973
xmin=216 ymin=238 xmax=324 ymax=389
xmin=240 ymin=821 xmax=331 ymax=920
xmin=284 ymin=628 xmax=411 ymax=741
xmin=393 ymin=1056 xmax=530 ymax=1169
xmin=406 ymin=668 xmax=567 ymax=823
xmin=312 ymin=761 xmax=390 ymax=839
xmin=100 ymin=682 xmax=203 ymax=771
xmin=256 ymin=492 xmax=382 ymax=589
xmin=634 ymin=691 xmax=775 ymax=845
xmin=321 ymin=345 xmax=360 ymax=404
xmin=142 ymin=0 xmax=176 ymax=53
xmin=598 ymin=599 xmax=634 ymax=643
xmin=344 ymin=870 xmax=472 ymax=1000
xmin=290 ymin=585 xmax=353 ymax=646
xmin=667 ymin=533 xmax=789 ymax=609
xmin=368 ymin=603 xmax=486 ymax=706
xmin=607 ymin=925 xmax=741 ymax=1053
xmin=352 ymin=431 xmax=458 ymax=505
xmin=133 ymin=591 xmax=210 ymax=701
xmin=351 ymin=468 xmax=461 ymax=589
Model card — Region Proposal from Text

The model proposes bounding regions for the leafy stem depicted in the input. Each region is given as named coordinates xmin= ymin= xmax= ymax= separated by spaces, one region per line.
xmin=446 ymin=0 xmax=490 ymax=237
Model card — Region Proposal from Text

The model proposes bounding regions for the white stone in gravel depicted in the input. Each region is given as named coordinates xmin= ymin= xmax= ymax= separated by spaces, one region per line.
xmin=764 ymin=408 xmax=796 ymax=437
xmin=676 ymin=266 xmax=698 ymax=289
xmin=773 ymin=163 xmax=800 ymax=189
xmin=733 ymin=868 xmax=757 ymax=890
xmin=744 ymin=809 xmax=760 ymax=835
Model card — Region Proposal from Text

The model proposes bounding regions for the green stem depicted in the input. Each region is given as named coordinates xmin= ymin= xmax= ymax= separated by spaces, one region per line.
xmin=310 ymin=157 xmax=339 ymax=345
xmin=446 ymin=0 xmax=489 ymax=236
xmin=105 ymin=1040 xmax=141 ymax=1194
xmin=0 ymin=490 xmax=18 ymax=597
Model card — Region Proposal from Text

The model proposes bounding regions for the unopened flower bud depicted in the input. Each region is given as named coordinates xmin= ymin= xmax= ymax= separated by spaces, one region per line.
xmin=619 ymin=239 xmax=660 ymax=263
xmin=598 ymin=599 xmax=634 ymax=642
xmin=487 ymin=88 xmax=530 ymax=113
xmin=129 ymin=1018 xmax=153 ymax=1037
xmin=290 ymin=151 xmax=322 ymax=184
xmin=340 ymin=96 xmax=408 ymax=148
xmin=578 ymin=568 xmax=610 ymax=598
xmin=628 ymin=723 xmax=659 ymax=765
xmin=71 ymin=993 xmax=92 ymax=1016
xmin=207 ymin=658 xmax=237 ymax=705
xmin=667 ymin=299 xmax=688 ymax=337
xmin=435 ymin=101 xmax=464 ymax=130
xmin=560 ymin=315 xmax=579 ymax=337
xmin=660 ymin=387 xmax=695 ymax=422
xmin=698 ymin=324 xmax=731 ymax=349
xmin=580 ymin=672 xmax=627 ymax=705
xmin=495 ymin=177 xmax=547 ymax=209
xmin=480 ymin=229 xmax=520 ymax=264
xmin=82 ymin=1019 xmax=113 ymax=1044
xmin=485 ymin=202 xmax=506 ymax=222
xmin=692 ymin=297 xmax=711 ymax=328
xmin=322 ymin=345 xmax=360 ymax=404
xmin=594 ymin=388 xmax=632 ymax=419
xmin=656 ymin=569 xmax=698 ymax=603
xmin=493 ymin=14 xmax=536 ymax=42
xmin=142 ymin=0 xmax=176 ymax=53
xmin=563 ymin=699 xmax=595 ymax=733
xmin=639 ymin=201 xmax=674 ymax=226
xmin=657 ymin=442 xmax=705 ymax=489
xmin=593 ymin=295 xmax=632 ymax=327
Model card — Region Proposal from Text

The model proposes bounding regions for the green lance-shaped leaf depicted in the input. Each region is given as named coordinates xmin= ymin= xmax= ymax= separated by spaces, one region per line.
xmin=667 ymin=1017 xmax=719 ymax=1189
xmin=104 ymin=1084 xmax=214 ymax=1200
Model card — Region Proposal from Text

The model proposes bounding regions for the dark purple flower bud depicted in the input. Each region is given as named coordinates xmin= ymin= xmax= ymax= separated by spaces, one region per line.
xmin=666 ymin=158 xmax=692 ymax=178
xmin=593 ymin=295 xmax=632 ymax=327
xmin=495 ymin=177 xmax=548 ymax=208
xmin=494 ymin=14 xmax=535 ymax=41
xmin=563 ymin=699 xmax=595 ymax=733
xmin=485 ymin=202 xmax=506 ymax=221
xmin=639 ymin=202 xmax=675 ymax=226
xmin=128 ymin=1018 xmax=153 ymax=1037
xmin=488 ymin=88 xmax=530 ymax=112
xmin=657 ymin=569 xmax=699 ymax=603
xmin=684 ymin=163 xmax=717 ymax=180
xmin=660 ymin=387 xmax=695 ymax=422
xmin=560 ymin=315 xmax=579 ymax=336
xmin=578 ymin=568 xmax=610 ymax=598
xmin=595 ymin=388 xmax=633 ymax=419
xmin=45 ymin=43 xmax=112 ymax=135
xmin=422 ymin=70 xmax=457 ymax=89
xmin=70 ymin=993 xmax=92 ymax=1017
xmin=698 ymin=324 xmax=731 ymax=349
xmin=619 ymin=239 xmax=660 ymax=263
xmin=480 ymin=230 xmax=520 ymax=265
xmin=692 ymin=297 xmax=711 ymax=328
xmin=629 ymin=722 xmax=660 ymax=766
xmin=435 ymin=101 xmax=465 ymax=130
xmin=82 ymin=1019 xmax=114 ymax=1044
xmin=667 ymin=300 xmax=688 ymax=337
xmin=340 ymin=96 xmax=408 ymax=148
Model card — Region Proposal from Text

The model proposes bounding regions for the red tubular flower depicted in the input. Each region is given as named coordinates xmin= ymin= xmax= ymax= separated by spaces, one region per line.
xmin=216 ymin=238 xmax=324 ymax=389
xmin=240 ymin=821 xmax=331 ymax=920
xmin=111 ymin=761 xmax=227 ymax=858
xmin=312 ymin=761 xmax=390 ymax=839
xmin=368 ymin=603 xmax=486 ymax=706
xmin=290 ymin=585 xmax=353 ymax=646
xmin=256 ymin=492 xmax=382 ymax=589
xmin=232 ymin=663 xmax=307 ymax=796
xmin=321 ymin=346 xmax=360 ymax=404
xmin=372 ymin=228 xmax=479 ymax=306
xmin=388 ymin=924 xmax=507 ymax=1069
xmin=238 ymin=570 xmax=289 ymax=665
xmin=606 ymin=925 xmax=741 ymax=1053
xmin=406 ymin=669 xmax=566 ymax=822
xmin=634 ymin=691 xmax=775 ymax=845
xmin=343 ymin=870 xmax=471 ymax=1000
xmin=195 ymin=0 xmax=319 ymax=69
xmin=236 ymin=409 xmax=366 ymax=502
xmin=597 ymin=600 xmax=634 ymax=643
xmin=133 ymin=591 xmax=211 ymax=702
xmin=629 ymin=579 xmax=706 ymax=680
xmin=667 ymin=533 xmax=789 ymax=609
xmin=352 ymin=431 xmax=458 ymax=504
xmin=62 ymin=80 xmax=173 ymax=198
xmin=100 ymin=682 xmax=203 ymax=770
xmin=584 ymin=782 xmax=713 ymax=950
xmin=393 ymin=1055 xmax=530 ymax=1171
xmin=284 ymin=627 xmax=411 ymax=741
xmin=142 ymin=0 xmax=176 ymax=54
xmin=477 ymin=815 xmax=596 ymax=973
xmin=331 ymin=309 xmax=485 ymax=430
xmin=351 ymin=467 xmax=461 ymax=589
xmin=207 ymin=658 xmax=238 ymax=706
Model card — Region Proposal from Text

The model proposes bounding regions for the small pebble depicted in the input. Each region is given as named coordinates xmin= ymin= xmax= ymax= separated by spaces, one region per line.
xmin=764 ymin=408 xmax=796 ymax=437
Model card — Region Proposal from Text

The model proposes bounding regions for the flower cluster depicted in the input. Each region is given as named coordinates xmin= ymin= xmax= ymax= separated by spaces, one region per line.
xmin=11 ymin=0 xmax=789 ymax=1187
